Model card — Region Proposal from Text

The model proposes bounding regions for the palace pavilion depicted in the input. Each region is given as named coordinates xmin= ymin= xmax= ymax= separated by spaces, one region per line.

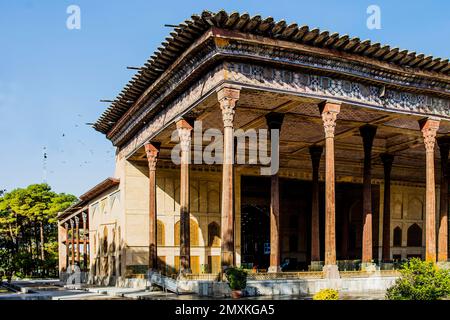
xmin=58 ymin=10 xmax=450 ymax=290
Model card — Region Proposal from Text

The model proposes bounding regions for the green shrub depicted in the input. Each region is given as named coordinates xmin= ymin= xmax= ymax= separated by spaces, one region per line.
xmin=386 ymin=258 xmax=450 ymax=300
xmin=225 ymin=267 xmax=247 ymax=290
xmin=313 ymin=289 xmax=339 ymax=300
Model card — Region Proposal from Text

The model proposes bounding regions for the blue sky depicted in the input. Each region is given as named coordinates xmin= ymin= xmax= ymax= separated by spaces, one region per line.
xmin=0 ymin=0 xmax=449 ymax=196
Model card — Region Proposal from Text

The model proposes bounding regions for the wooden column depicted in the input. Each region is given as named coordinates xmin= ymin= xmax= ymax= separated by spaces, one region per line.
xmin=145 ymin=142 xmax=160 ymax=270
xmin=176 ymin=119 xmax=193 ymax=273
xmin=60 ymin=222 xmax=69 ymax=272
xmin=360 ymin=125 xmax=377 ymax=265
xmin=318 ymin=101 xmax=340 ymax=277
xmin=266 ymin=113 xmax=284 ymax=273
xmin=381 ymin=154 xmax=394 ymax=262
xmin=437 ymin=137 xmax=450 ymax=262
xmin=70 ymin=219 xmax=75 ymax=270
xmin=75 ymin=216 xmax=80 ymax=266
xmin=82 ymin=212 xmax=88 ymax=271
xmin=419 ymin=118 xmax=440 ymax=262
xmin=309 ymin=145 xmax=323 ymax=263
xmin=64 ymin=222 xmax=69 ymax=271
xmin=218 ymin=86 xmax=240 ymax=271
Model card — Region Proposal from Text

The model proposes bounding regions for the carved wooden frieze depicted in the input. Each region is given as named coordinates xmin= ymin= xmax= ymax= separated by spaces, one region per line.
xmin=118 ymin=61 xmax=450 ymax=158
xmin=225 ymin=62 xmax=450 ymax=117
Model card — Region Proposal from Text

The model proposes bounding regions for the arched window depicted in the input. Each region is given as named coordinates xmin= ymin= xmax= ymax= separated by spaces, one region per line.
xmin=174 ymin=221 xmax=180 ymax=246
xmin=208 ymin=222 xmax=220 ymax=247
xmin=157 ymin=220 xmax=165 ymax=246
xmin=111 ymin=228 xmax=116 ymax=253
xmin=407 ymin=223 xmax=422 ymax=247
xmin=190 ymin=219 xmax=199 ymax=246
xmin=102 ymin=226 xmax=108 ymax=254
xmin=174 ymin=219 xmax=199 ymax=246
xmin=393 ymin=227 xmax=402 ymax=247
xmin=93 ymin=233 xmax=97 ymax=256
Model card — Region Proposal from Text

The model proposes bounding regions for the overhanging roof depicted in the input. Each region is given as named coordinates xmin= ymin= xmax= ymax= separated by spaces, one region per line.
xmin=79 ymin=178 xmax=120 ymax=201
xmin=94 ymin=10 xmax=450 ymax=136
xmin=58 ymin=177 xmax=120 ymax=221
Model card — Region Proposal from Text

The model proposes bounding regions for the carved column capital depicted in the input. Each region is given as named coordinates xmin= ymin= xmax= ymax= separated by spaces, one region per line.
xmin=145 ymin=142 xmax=160 ymax=171
xmin=82 ymin=212 xmax=87 ymax=224
xmin=217 ymin=87 xmax=240 ymax=128
xmin=318 ymin=101 xmax=341 ymax=138
xmin=419 ymin=118 xmax=440 ymax=153
xmin=69 ymin=219 xmax=74 ymax=228
xmin=74 ymin=216 xmax=79 ymax=226
xmin=360 ymin=125 xmax=378 ymax=156
xmin=176 ymin=119 xmax=193 ymax=153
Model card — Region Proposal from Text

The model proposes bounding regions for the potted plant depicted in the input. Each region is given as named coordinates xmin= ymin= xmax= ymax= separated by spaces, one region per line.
xmin=225 ymin=267 xmax=247 ymax=298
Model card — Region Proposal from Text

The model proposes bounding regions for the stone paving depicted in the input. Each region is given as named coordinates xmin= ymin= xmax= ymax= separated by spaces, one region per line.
xmin=0 ymin=279 xmax=386 ymax=300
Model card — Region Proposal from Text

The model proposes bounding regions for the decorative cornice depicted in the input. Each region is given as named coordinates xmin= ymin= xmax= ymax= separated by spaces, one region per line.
xmin=117 ymin=61 xmax=450 ymax=158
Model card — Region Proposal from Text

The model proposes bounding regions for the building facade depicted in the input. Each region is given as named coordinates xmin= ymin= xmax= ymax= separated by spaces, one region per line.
xmin=58 ymin=10 xmax=450 ymax=285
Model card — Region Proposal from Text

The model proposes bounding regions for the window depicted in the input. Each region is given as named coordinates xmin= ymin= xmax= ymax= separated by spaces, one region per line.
xmin=393 ymin=227 xmax=402 ymax=247
xmin=208 ymin=256 xmax=221 ymax=274
xmin=208 ymin=222 xmax=220 ymax=247
xmin=157 ymin=220 xmax=165 ymax=246
xmin=102 ymin=226 xmax=108 ymax=254
xmin=407 ymin=223 xmax=422 ymax=247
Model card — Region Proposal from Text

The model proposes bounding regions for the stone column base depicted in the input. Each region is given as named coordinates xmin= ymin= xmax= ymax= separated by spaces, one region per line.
xmin=360 ymin=262 xmax=377 ymax=272
xmin=323 ymin=264 xmax=340 ymax=279
xmin=309 ymin=261 xmax=324 ymax=271
xmin=268 ymin=266 xmax=281 ymax=273
xmin=437 ymin=261 xmax=450 ymax=270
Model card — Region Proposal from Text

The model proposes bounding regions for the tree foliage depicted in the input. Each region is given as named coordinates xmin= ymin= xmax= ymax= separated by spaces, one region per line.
xmin=0 ymin=184 xmax=76 ymax=280
xmin=386 ymin=258 xmax=450 ymax=300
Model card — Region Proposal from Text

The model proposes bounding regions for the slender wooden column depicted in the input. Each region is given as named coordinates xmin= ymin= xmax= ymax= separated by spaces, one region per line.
xmin=145 ymin=142 xmax=160 ymax=270
xmin=437 ymin=137 xmax=450 ymax=262
xmin=82 ymin=212 xmax=88 ymax=271
xmin=64 ymin=222 xmax=69 ymax=271
xmin=176 ymin=119 xmax=193 ymax=273
xmin=309 ymin=145 xmax=323 ymax=263
xmin=218 ymin=86 xmax=240 ymax=271
xmin=381 ymin=154 xmax=394 ymax=262
xmin=419 ymin=118 xmax=440 ymax=262
xmin=318 ymin=101 xmax=340 ymax=277
xmin=266 ymin=113 xmax=284 ymax=273
xmin=69 ymin=219 xmax=75 ymax=270
xmin=75 ymin=216 xmax=80 ymax=266
xmin=360 ymin=125 xmax=377 ymax=265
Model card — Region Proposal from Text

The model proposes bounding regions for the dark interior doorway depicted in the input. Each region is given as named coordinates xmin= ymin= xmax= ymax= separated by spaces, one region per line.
xmin=240 ymin=175 xmax=379 ymax=270
xmin=241 ymin=205 xmax=270 ymax=269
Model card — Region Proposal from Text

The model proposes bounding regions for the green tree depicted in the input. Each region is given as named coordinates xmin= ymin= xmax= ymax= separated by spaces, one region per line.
xmin=386 ymin=258 xmax=450 ymax=300
xmin=0 ymin=184 xmax=76 ymax=279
